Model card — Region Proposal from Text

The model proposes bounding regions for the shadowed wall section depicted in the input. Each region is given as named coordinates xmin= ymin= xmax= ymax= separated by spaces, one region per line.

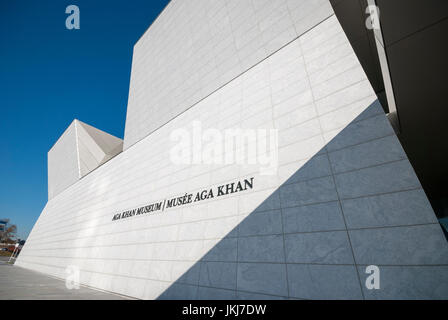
xmin=17 ymin=2 xmax=448 ymax=299
xmin=158 ymin=101 xmax=448 ymax=300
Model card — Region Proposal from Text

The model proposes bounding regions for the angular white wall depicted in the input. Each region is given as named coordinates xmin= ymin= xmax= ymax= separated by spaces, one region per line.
xmin=124 ymin=0 xmax=333 ymax=149
xmin=48 ymin=121 xmax=81 ymax=200
xmin=47 ymin=120 xmax=123 ymax=199
xmin=18 ymin=1 xmax=448 ymax=299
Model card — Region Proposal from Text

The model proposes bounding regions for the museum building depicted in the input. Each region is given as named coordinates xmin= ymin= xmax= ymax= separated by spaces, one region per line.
xmin=16 ymin=0 xmax=448 ymax=299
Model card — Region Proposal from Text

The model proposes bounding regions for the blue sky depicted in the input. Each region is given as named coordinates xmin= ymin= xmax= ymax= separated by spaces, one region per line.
xmin=0 ymin=0 xmax=170 ymax=239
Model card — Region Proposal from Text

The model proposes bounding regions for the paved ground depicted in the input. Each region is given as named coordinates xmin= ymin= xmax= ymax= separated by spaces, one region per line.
xmin=0 ymin=257 xmax=127 ymax=300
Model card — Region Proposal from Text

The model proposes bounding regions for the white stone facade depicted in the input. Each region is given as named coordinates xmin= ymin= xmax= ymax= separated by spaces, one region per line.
xmin=124 ymin=0 xmax=333 ymax=149
xmin=48 ymin=120 xmax=123 ymax=200
xmin=17 ymin=1 xmax=448 ymax=299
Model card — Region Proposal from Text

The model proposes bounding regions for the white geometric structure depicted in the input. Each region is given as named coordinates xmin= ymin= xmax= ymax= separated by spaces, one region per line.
xmin=17 ymin=0 xmax=448 ymax=300
xmin=48 ymin=120 xmax=123 ymax=199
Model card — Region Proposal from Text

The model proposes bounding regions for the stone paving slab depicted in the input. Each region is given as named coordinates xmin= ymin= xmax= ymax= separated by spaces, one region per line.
xmin=0 ymin=257 xmax=127 ymax=300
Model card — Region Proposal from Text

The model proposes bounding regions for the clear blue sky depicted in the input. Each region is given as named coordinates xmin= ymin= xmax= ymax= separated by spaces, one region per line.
xmin=0 ymin=0 xmax=170 ymax=240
